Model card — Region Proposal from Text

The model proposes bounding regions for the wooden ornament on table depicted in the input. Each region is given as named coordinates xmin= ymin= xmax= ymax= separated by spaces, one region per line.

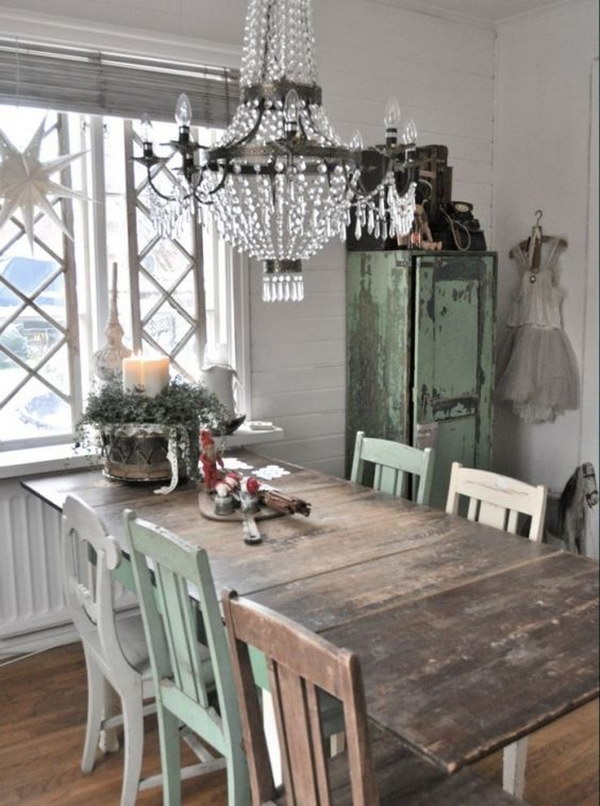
xmin=92 ymin=262 xmax=132 ymax=382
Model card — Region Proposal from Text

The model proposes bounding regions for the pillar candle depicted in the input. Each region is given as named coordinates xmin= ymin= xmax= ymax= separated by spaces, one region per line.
xmin=122 ymin=355 xmax=170 ymax=397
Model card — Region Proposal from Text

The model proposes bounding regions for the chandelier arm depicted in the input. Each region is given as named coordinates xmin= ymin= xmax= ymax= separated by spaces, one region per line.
xmin=296 ymin=113 xmax=339 ymax=148
xmin=207 ymin=105 xmax=266 ymax=158
xmin=229 ymin=108 xmax=265 ymax=149
xmin=144 ymin=164 xmax=200 ymax=204
xmin=355 ymin=168 xmax=388 ymax=199
xmin=144 ymin=169 xmax=181 ymax=202
xmin=302 ymin=108 xmax=345 ymax=148
xmin=344 ymin=171 xmax=360 ymax=200
xmin=353 ymin=147 xmax=413 ymax=199
xmin=297 ymin=113 xmax=310 ymax=142
xmin=203 ymin=171 xmax=228 ymax=198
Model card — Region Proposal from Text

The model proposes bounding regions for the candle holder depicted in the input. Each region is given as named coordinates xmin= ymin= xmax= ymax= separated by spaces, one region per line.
xmin=92 ymin=262 xmax=132 ymax=383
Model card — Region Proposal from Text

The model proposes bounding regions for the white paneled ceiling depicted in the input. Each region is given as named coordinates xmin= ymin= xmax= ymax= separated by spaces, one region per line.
xmin=367 ymin=0 xmax=577 ymax=24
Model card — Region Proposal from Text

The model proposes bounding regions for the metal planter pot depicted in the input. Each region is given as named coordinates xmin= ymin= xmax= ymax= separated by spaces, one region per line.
xmin=100 ymin=423 xmax=198 ymax=483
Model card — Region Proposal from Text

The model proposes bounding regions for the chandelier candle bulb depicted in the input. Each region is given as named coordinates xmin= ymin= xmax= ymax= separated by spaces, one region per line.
xmin=350 ymin=130 xmax=364 ymax=150
xmin=175 ymin=93 xmax=192 ymax=128
xmin=402 ymin=119 xmax=418 ymax=145
xmin=141 ymin=113 xmax=153 ymax=145
xmin=122 ymin=355 xmax=170 ymax=397
xmin=284 ymin=89 xmax=301 ymax=134
xmin=384 ymin=97 xmax=402 ymax=145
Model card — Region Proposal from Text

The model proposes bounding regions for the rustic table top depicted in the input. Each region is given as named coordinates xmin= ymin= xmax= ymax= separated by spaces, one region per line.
xmin=22 ymin=452 xmax=599 ymax=774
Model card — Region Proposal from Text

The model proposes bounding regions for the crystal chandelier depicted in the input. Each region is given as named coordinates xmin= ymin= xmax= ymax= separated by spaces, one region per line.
xmin=137 ymin=0 xmax=418 ymax=302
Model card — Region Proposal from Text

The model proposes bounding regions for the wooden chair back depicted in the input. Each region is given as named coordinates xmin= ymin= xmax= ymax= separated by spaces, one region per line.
xmin=123 ymin=510 xmax=244 ymax=761
xmin=61 ymin=494 xmax=133 ymax=679
xmin=445 ymin=462 xmax=548 ymax=541
xmin=222 ymin=589 xmax=378 ymax=806
xmin=350 ymin=430 xmax=434 ymax=505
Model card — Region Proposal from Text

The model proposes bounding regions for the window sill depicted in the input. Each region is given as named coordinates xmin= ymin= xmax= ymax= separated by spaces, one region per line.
xmin=220 ymin=423 xmax=284 ymax=449
xmin=0 ymin=444 xmax=101 ymax=480
xmin=0 ymin=423 xmax=284 ymax=480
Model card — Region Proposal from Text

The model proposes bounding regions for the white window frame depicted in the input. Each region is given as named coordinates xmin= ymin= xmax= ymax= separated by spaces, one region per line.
xmin=0 ymin=106 xmax=251 ymax=454
xmin=0 ymin=111 xmax=84 ymax=451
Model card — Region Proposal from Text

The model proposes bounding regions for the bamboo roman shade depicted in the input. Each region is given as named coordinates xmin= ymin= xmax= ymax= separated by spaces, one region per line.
xmin=0 ymin=39 xmax=239 ymax=126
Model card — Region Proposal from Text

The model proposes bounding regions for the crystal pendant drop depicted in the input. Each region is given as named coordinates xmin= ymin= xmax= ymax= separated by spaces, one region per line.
xmin=262 ymin=259 xmax=303 ymax=303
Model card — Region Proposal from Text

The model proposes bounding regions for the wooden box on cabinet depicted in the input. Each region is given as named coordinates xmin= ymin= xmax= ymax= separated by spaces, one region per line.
xmin=346 ymin=250 xmax=497 ymax=509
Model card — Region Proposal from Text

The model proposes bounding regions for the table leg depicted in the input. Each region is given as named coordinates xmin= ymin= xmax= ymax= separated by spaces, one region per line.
xmin=503 ymin=736 xmax=529 ymax=798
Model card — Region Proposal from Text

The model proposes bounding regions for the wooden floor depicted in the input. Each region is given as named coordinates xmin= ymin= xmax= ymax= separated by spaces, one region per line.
xmin=0 ymin=641 xmax=597 ymax=805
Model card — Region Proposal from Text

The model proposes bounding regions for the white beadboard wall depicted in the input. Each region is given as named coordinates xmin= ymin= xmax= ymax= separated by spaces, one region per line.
xmin=0 ymin=0 xmax=496 ymax=477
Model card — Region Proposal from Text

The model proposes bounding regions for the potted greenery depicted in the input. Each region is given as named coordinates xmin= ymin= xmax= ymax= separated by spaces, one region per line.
xmin=77 ymin=378 xmax=230 ymax=488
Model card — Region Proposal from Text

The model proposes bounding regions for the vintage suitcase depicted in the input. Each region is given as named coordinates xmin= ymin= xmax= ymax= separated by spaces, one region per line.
xmin=415 ymin=144 xmax=453 ymax=220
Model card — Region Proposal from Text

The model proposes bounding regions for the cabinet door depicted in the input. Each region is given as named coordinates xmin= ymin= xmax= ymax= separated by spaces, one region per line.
xmin=346 ymin=251 xmax=412 ymax=476
xmin=413 ymin=254 xmax=496 ymax=508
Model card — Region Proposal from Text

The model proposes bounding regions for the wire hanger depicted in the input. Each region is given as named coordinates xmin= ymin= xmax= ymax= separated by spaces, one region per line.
xmin=509 ymin=209 xmax=568 ymax=267
xmin=526 ymin=209 xmax=543 ymax=270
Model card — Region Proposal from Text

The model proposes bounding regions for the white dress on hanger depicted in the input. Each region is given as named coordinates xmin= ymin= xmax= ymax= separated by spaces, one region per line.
xmin=497 ymin=237 xmax=578 ymax=423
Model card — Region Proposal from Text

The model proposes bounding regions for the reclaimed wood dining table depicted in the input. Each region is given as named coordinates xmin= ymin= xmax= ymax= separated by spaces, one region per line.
xmin=22 ymin=451 xmax=599 ymax=777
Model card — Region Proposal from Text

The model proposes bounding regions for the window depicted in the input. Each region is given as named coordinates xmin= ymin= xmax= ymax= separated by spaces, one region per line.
xmin=0 ymin=102 xmax=243 ymax=450
xmin=0 ymin=108 xmax=79 ymax=447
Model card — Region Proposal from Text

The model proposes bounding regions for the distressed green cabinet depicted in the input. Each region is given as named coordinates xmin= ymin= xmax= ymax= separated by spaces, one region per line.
xmin=346 ymin=250 xmax=497 ymax=509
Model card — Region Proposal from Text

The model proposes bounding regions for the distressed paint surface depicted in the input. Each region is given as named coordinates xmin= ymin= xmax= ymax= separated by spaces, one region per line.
xmin=346 ymin=250 xmax=496 ymax=508
xmin=346 ymin=251 xmax=412 ymax=476
xmin=414 ymin=253 xmax=496 ymax=508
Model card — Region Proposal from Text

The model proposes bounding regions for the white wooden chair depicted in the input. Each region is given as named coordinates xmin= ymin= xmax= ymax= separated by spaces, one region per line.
xmin=445 ymin=462 xmax=548 ymax=798
xmin=60 ymin=494 xmax=154 ymax=806
xmin=350 ymin=430 xmax=435 ymax=505
xmin=446 ymin=462 xmax=547 ymax=542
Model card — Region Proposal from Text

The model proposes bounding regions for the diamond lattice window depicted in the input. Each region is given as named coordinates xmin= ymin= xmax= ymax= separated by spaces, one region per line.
xmin=0 ymin=110 xmax=81 ymax=446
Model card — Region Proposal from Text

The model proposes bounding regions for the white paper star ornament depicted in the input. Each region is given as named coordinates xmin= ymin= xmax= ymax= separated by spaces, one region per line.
xmin=0 ymin=117 xmax=87 ymax=249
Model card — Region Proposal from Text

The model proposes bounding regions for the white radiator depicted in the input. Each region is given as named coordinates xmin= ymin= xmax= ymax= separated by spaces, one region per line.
xmin=0 ymin=478 xmax=136 ymax=653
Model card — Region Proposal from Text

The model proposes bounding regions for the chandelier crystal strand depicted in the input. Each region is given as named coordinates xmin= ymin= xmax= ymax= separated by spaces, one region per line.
xmin=240 ymin=0 xmax=319 ymax=87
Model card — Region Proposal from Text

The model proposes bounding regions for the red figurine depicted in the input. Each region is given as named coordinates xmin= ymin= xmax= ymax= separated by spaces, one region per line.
xmin=199 ymin=429 xmax=224 ymax=491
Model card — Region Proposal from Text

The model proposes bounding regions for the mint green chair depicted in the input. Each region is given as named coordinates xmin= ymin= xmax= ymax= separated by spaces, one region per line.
xmin=123 ymin=510 xmax=249 ymax=806
xmin=350 ymin=431 xmax=435 ymax=505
